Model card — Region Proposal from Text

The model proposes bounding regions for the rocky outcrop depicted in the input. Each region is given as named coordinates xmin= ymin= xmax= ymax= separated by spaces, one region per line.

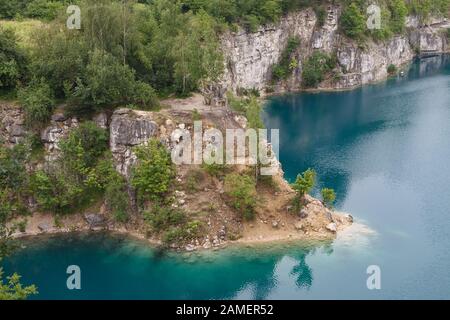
xmin=110 ymin=108 xmax=159 ymax=177
xmin=410 ymin=28 xmax=449 ymax=53
xmin=0 ymin=103 xmax=27 ymax=145
xmin=220 ymin=6 xmax=449 ymax=93
xmin=335 ymin=36 xmax=414 ymax=89
xmin=221 ymin=9 xmax=317 ymax=92
xmin=41 ymin=113 xmax=79 ymax=162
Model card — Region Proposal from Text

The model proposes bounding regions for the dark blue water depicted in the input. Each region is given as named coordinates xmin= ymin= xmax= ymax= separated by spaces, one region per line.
xmin=3 ymin=55 xmax=450 ymax=299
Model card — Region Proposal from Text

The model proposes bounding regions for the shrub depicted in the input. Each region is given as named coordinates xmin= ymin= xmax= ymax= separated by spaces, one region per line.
xmin=272 ymin=36 xmax=300 ymax=82
xmin=131 ymin=138 xmax=175 ymax=203
xmin=30 ymin=123 xmax=110 ymax=214
xmin=0 ymin=27 xmax=27 ymax=90
xmin=144 ymin=205 xmax=186 ymax=231
xmin=59 ymin=121 xmax=109 ymax=167
xmin=224 ymin=173 xmax=257 ymax=220
xmin=340 ymin=3 xmax=365 ymax=39
xmin=185 ymin=169 xmax=204 ymax=193
xmin=387 ymin=64 xmax=397 ymax=74
xmin=18 ymin=80 xmax=55 ymax=130
xmin=389 ymin=0 xmax=408 ymax=34
xmin=24 ymin=0 xmax=65 ymax=21
xmin=302 ymin=52 xmax=335 ymax=88
xmin=202 ymin=162 xmax=228 ymax=178
xmin=162 ymin=226 xmax=187 ymax=245
xmin=321 ymin=188 xmax=336 ymax=208
xmin=105 ymin=172 xmax=129 ymax=223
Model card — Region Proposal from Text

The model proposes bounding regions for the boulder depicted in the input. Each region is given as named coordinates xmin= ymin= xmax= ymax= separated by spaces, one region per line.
xmin=38 ymin=223 xmax=51 ymax=232
xmin=110 ymin=109 xmax=159 ymax=177
xmin=84 ymin=213 xmax=106 ymax=228
xmin=326 ymin=223 xmax=337 ymax=233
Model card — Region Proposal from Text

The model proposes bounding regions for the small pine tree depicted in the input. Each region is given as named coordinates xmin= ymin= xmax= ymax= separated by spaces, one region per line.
xmin=321 ymin=188 xmax=336 ymax=208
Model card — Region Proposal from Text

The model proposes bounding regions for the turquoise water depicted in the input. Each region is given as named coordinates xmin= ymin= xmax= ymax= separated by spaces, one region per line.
xmin=3 ymin=55 xmax=450 ymax=299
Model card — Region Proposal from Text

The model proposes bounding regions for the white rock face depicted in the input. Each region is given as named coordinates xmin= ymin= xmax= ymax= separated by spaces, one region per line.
xmin=220 ymin=7 xmax=449 ymax=92
xmin=221 ymin=9 xmax=317 ymax=92
xmin=109 ymin=108 xmax=158 ymax=177
xmin=336 ymin=36 xmax=414 ymax=89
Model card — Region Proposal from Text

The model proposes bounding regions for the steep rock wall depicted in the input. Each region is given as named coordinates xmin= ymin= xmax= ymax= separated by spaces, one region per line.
xmin=221 ymin=6 xmax=449 ymax=93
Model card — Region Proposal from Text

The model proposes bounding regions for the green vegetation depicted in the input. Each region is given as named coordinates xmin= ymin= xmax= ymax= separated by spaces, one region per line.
xmin=0 ymin=0 xmax=67 ymax=20
xmin=131 ymin=138 xmax=175 ymax=204
xmin=0 ymin=142 xmax=38 ymax=299
xmin=228 ymin=93 xmax=264 ymax=129
xmin=0 ymin=268 xmax=38 ymax=300
xmin=340 ymin=3 xmax=366 ymax=40
xmin=387 ymin=63 xmax=397 ymax=74
xmin=224 ymin=173 xmax=257 ymax=220
xmin=302 ymin=51 xmax=335 ymax=88
xmin=272 ymin=36 xmax=300 ymax=81
xmin=0 ymin=27 xmax=27 ymax=92
xmin=292 ymin=168 xmax=316 ymax=198
xmin=321 ymin=188 xmax=336 ymax=208
xmin=18 ymin=80 xmax=54 ymax=130
xmin=144 ymin=205 xmax=204 ymax=246
xmin=144 ymin=205 xmax=186 ymax=232
xmin=104 ymin=171 xmax=130 ymax=223
xmin=30 ymin=122 xmax=112 ymax=214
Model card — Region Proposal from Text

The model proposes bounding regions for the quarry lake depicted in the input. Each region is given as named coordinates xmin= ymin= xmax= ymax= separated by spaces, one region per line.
xmin=3 ymin=55 xmax=450 ymax=299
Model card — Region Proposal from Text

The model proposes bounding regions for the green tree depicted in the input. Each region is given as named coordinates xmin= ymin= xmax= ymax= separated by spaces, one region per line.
xmin=340 ymin=3 xmax=365 ymax=39
xmin=72 ymin=49 xmax=157 ymax=110
xmin=0 ymin=270 xmax=38 ymax=300
xmin=389 ymin=0 xmax=408 ymax=34
xmin=173 ymin=10 xmax=223 ymax=95
xmin=321 ymin=188 xmax=336 ymax=208
xmin=0 ymin=27 xmax=27 ymax=90
xmin=292 ymin=168 xmax=316 ymax=197
xmin=131 ymin=138 xmax=175 ymax=203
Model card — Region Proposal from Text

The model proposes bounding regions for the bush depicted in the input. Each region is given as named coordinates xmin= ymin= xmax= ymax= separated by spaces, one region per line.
xmin=321 ymin=188 xmax=336 ymax=208
xmin=30 ymin=123 xmax=110 ymax=214
xmin=18 ymin=80 xmax=55 ymax=129
xmin=105 ymin=172 xmax=129 ymax=223
xmin=302 ymin=52 xmax=335 ymax=88
xmin=389 ymin=0 xmax=408 ymax=34
xmin=59 ymin=121 xmax=109 ymax=169
xmin=144 ymin=205 xmax=186 ymax=232
xmin=340 ymin=3 xmax=365 ymax=39
xmin=272 ymin=36 xmax=300 ymax=82
xmin=131 ymin=138 xmax=175 ymax=203
xmin=387 ymin=64 xmax=397 ymax=74
xmin=24 ymin=0 xmax=65 ymax=21
xmin=224 ymin=173 xmax=257 ymax=220
xmin=0 ymin=27 xmax=27 ymax=90
xmin=202 ymin=162 xmax=228 ymax=178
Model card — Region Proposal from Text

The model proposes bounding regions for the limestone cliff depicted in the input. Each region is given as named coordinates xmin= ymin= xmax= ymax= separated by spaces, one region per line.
xmin=220 ymin=5 xmax=449 ymax=93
